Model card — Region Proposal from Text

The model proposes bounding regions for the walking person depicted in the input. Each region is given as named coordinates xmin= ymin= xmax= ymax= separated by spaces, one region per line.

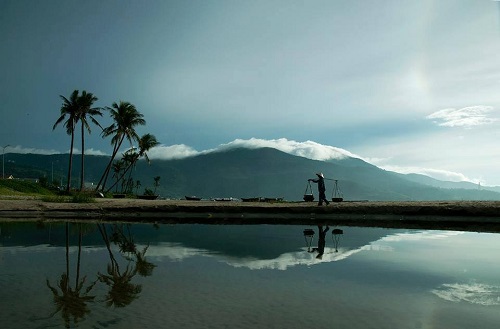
xmin=309 ymin=173 xmax=329 ymax=206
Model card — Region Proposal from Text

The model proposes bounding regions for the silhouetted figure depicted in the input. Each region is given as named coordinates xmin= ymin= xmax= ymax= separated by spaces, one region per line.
xmin=311 ymin=225 xmax=329 ymax=259
xmin=309 ymin=173 xmax=329 ymax=206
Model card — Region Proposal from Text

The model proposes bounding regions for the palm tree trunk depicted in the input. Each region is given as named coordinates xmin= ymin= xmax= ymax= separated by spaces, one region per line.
xmin=95 ymin=152 xmax=116 ymax=192
xmin=80 ymin=122 xmax=85 ymax=191
xmin=65 ymin=223 xmax=70 ymax=278
xmin=101 ymin=137 xmax=125 ymax=191
xmin=105 ymin=158 xmax=137 ymax=193
xmin=76 ymin=224 xmax=82 ymax=289
xmin=95 ymin=137 xmax=123 ymax=192
xmin=97 ymin=224 xmax=119 ymax=270
xmin=66 ymin=132 xmax=75 ymax=192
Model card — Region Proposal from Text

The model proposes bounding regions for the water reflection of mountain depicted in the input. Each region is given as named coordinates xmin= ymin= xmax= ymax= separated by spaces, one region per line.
xmin=1 ymin=222 xmax=399 ymax=260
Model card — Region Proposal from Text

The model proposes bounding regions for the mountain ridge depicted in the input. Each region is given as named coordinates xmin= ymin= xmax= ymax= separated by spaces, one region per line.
xmin=3 ymin=147 xmax=500 ymax=201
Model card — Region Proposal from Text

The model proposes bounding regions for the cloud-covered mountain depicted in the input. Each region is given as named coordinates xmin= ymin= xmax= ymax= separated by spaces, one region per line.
xmin=4 ymin=145 xmax=500 ymax=201
xmin=6 ymin=138 xmax=481 ymax=185
xmin=147 ymin=138 xmax=360 ymax=161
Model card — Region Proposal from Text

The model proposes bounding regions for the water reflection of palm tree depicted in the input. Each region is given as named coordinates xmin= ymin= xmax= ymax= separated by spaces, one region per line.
xmin=46 ymin=223 xmax=97 ymax=328
xmin=97 ymin=223 xmax=143 ymax=307
xmin=134 ymin=245 xmax=156 ymax=277
xmin=311 ymin=225 xmax=329 ymax=259
xmin=98 ymin=263 xmax=142 ymax=307
xmin=109 ymin=223 xmax=156 ymax=277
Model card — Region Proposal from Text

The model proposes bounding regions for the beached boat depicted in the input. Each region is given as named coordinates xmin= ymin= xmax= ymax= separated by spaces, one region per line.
xmin=185 ymin=196 xmax=202 ymax=201
xmin=212 ymin=197 xmax=234 ymax=202
xmin=137 ymin=195 xmax=159 ymax=200
xmin=262 ymin=197 xmax=284 ymax=203
xmin=241 ymin=197 xmax=261 ymax=202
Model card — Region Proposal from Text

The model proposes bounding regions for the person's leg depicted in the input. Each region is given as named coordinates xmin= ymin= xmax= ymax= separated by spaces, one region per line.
xmin=320 ymin=191 xmax=328 ymax=205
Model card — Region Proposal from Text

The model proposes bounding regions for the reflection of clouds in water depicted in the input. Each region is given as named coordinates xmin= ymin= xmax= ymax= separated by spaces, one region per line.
xmin=148 ymin=244 xmax=379 ymax=270
xmin=146 ymin=243 xmax=215 ymax=261
xmin=0 ymin=230 xmax=467 ymax=271
xmin=378 ymin=231 xmax=464 ymax=243
xmin=371 ymin=230 xmax=464 ymax=250
xmin=1 ymin=244 xmax=107 ymax=254
xmin=146 ymin=244 xmax=366 ymax=270
xmin=225 ymin=247 xmax=362 ymax=270
xmin=144 ymin=231 xmax=466 ymax=270
xmin=431 ymin=282 xmax=500 ymax=306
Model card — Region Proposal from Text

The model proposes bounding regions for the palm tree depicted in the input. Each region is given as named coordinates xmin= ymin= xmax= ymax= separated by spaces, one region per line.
xmin=135 ymin=180 xmax=141 ymax=195
xmin=53 ymin=90 xmax=80 ymax=192
xmin=95 ymin=101 xmax=145 ymax=192
xmin=77 ymin=91 xmax=102 ymax=191
xmin=136 ymin=133 xmax=159 ymax=164
xmin=105 ymin=133 xmax=159 ymax=193
xmin=153 ymin=176 xmax=160 ymax=194
xmin=111 ymin=160 xmax=125 ymax=193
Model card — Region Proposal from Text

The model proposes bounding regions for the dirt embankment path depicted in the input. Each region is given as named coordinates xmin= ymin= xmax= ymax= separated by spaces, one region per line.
xmin=2 ymin=198 xmax=500 ymax=232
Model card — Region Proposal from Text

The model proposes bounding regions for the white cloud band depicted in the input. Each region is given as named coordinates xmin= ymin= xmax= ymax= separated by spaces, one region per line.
xmin=426 ymin=106 xmax=497 ymax=127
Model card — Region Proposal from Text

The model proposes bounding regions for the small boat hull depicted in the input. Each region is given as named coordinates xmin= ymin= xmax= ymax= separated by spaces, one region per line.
xmin=137 ymin=195 xmax=158 ymax=200
xmin=241 ymin=197 xmax=261 ymax=202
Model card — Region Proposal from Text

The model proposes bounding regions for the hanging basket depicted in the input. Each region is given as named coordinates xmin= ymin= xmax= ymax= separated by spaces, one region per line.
xmin=303 ymin=229 xmax=315 ymax=236
xmin=303 ymin=180 xmax=315 ymax=202
xmin=303 ymin=194 xmax=314 ymax=202
xmin=330 ymin=180 xmax=343 ymax=202
xmin=331 ymin=228 xmax=343 ymax=253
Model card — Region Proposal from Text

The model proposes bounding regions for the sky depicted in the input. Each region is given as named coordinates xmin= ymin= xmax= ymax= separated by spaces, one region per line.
xmin=1 ymin=0 xmax=500 ymax=185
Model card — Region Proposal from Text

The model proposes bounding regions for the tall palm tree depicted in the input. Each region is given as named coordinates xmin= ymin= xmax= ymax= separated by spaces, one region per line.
xmin=77 ymin=91 xmax=102 ymax=191
xmin=95 ymin=101 xmax=145 ymax=192
xmin=53 ymin=90 xmax=80 ymax=192
xmin=153 ymin=176 xmax=160 ymax=194
xmin=105 ymin=133 xmax=159 ymax=193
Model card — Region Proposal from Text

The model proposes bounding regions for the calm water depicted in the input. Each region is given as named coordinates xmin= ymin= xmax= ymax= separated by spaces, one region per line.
xmin=1 ymin=221 xmax=500 ymax=329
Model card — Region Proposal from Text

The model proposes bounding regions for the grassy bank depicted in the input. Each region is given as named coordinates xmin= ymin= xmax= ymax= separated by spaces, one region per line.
xmin=0 ymin=179 xmax=96 ymax=203
xmin=0 ymin=179 xmax=54 ymax=197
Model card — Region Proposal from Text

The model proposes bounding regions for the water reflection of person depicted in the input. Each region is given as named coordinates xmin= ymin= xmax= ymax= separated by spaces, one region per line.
xmin=311 ymin=225 xmax=329 ymax=259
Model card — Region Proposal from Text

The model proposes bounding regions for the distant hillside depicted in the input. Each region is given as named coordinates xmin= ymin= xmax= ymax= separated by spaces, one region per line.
xmin=4 ymin=148 xmax=500 ymax=201
xmin=403 ymin=173 xmax=500 ymax=193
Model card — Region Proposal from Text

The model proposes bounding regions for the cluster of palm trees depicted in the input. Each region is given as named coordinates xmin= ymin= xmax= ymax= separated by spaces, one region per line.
xmin=53 ymin=90 xmax=159 ymax=193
